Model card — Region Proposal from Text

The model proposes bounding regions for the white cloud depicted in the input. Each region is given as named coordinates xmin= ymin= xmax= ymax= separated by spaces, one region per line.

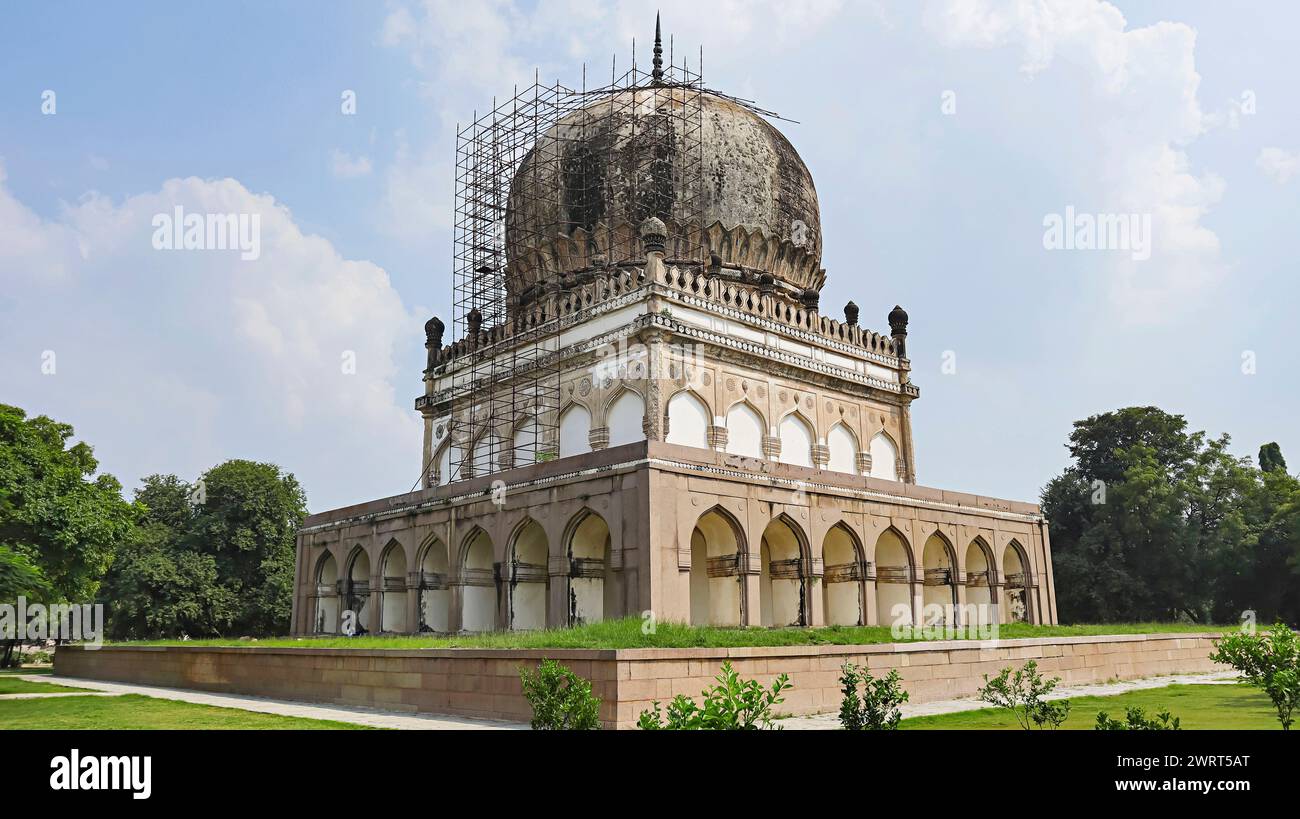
xmin=1257 ymin=147 xmax=1299 ymax=184
xmin=330 ymin=149 xmax=373 ymax=179
xmin=927 ymin=0 xmax=1224 ymax=323
xmin=0 ymin=167 xmax=423 ymax=511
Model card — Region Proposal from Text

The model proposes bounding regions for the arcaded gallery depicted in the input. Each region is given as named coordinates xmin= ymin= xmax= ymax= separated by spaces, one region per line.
xmin=291 ymin=29 xmax=1057 ymax=637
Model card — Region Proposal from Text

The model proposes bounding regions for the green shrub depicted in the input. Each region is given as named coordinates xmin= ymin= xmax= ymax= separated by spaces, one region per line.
xmin=518 ymin=658 xmax=601 ymax=730
xmin=637 ymin=661 xmax=791 ymax=730
xmin=1210 ymin=621 xmax=1299 ymax=730
xmin=977 ymin=660 xmax=1070 ymax=730
xmin=1095 ymin=706 xmax=1181 ymax=730
xmin=838 ymin=662 xmax=908 ymax=730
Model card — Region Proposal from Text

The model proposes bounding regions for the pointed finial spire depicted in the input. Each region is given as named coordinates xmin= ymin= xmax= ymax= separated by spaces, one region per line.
xmin=651 ymin=12 xmax=664 ymax=84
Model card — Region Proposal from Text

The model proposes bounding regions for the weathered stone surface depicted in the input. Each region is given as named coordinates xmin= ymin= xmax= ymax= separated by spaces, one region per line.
xmin=506 ymin=90 xmax=822 ymax=301
xmin=57 ymin=632 xmax=1226 ymax=730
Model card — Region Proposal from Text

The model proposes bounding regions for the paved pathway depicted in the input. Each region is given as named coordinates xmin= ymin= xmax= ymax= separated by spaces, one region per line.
xmin=18 ymin=676 xmax=526 ymax=730
xmin=780 ymin=670 xmax=1241 ymax=729
xmin=17 ymin=671 xmax=1239 ymax=730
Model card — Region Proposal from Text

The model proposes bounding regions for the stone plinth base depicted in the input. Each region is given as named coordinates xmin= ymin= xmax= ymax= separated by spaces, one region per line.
xmin=55 ymin=633 xmax=1226 ymax=729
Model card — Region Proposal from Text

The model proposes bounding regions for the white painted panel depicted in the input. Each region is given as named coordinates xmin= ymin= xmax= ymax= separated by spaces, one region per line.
xmin=665 ymin=392 xmax=710 ymax=449
xmin=778 ymin=414 xmax=813 ymax=468
xmin=870 ymin=433 xmax=898 ymax=481
xmin=559 ymin=405 xmax=592 ymax=459
xmin=725 ymin=403 xmax=764 ymax=458
xmin=827 ymin=423 xmax=858 ymax=474
xmin=607 ymin=391 xmax=646 ymax=448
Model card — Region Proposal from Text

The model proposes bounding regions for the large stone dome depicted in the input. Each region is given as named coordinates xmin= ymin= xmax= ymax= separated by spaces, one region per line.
xmin=505 ymin=88 xmax=823 ymax=307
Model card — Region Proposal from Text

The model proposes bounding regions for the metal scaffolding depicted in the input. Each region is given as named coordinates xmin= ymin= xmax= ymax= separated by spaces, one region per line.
xmin=446 ymin=33 xmax=708 ymax=483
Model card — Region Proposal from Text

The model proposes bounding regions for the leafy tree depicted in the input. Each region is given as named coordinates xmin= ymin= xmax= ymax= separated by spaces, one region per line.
xmin=100 ymin=476 xmax=238 ymax=639
xmin=185 ymin=460 xmax=307 ymax=635
xmin=977 ymin=660 xmax=1071 ymax=730
xmin=1259 ymin=442 xmax=1287 ymax=474
xmin=638 ymin=662 xmax=792 ymax=730
xmin=518 ymin=658 xmax=601 ymax=730
xmin=1210 ymin=622 xmax=1299 ymax=731
xmin=0 ymin=404 xmax=137 ymax=602
xmin=0 ymin=546 xmax=50 ymax=602
xmin=0 ymin=546 xmax=53 ymax=667
xmin=0 ymin=405 xmax=137 ymax=665
xmin=1042 ymin=407 xmax=1260 ymax=623
xmin=838 ymin=662 xmax=908 ymax=730
xmin=1223 ymin=465 xmax=1300 ymax=623
xmin=1095 ymin=706 xmax=1181 ymax=730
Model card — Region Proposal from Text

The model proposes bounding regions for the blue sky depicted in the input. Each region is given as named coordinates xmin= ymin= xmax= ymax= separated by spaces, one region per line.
xmin=2 ymin=1 xmax=1297 ymax=512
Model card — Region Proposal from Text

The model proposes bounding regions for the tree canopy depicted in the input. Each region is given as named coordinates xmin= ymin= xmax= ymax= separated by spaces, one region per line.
xmin=1 ymin=403 xmax=308 ymax=649
xmin=0 ymin=404 xmax=138 ymax=603
xmin=1042 ymin=407 xmax=1300 ymax=625
xmin=101 ymin=462 xmax=307 ymax=639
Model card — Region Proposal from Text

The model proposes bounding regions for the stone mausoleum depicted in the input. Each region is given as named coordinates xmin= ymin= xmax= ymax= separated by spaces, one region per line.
xmin=291 ymin=22 xmax=1058 ymax=638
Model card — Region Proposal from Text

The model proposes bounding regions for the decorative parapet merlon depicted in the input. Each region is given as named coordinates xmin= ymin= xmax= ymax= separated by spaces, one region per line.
xmin=429 ymin=256 xmax=904 ymax=370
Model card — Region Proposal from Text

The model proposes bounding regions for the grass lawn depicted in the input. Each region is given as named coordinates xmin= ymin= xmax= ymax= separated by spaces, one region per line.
xmin=901 ymin=682 xmax=1279 ymax=730
xmin=0 ymin=677 xmax=90 ymax=695
xmin=108 ymin=618 xmax=1231 ymax=650
xmin=0 ymin=667 xmax=52 ymax=675
xmin=0 ymin=693 xmax=376 ymax=730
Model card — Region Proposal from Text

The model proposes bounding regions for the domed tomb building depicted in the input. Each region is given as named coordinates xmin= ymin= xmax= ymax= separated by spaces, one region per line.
xmin=292 ymin=24 xmax=1057 ymax=636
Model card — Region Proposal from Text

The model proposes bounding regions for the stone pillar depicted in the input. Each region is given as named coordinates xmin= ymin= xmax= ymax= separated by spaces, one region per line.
xmin=806 ymin=574 xmax=825 ymax=627
xmin=447 ymin=583 xmax=464 ymax=633
xmin=405 ymin=571 xmax=421 ymax=634
xmin=589 ymin=426 xmax=610 ymax=451
xmin=864 ymin=576 xmax=878 ymax=626
xmin=706 ymin=424 xmax=728 ymax=451
xmin=761 ymin=434 xmax=781 ymax=460
xmin=856 ymin=452 xmax=872 ymax=477
xmin=811 ymin=443 xmax=830 ymax=469
xmin=955 ymin=579 xmax=969 ymax=627
xmin=548 ymin=555 xmax=570 ymax=629
xmin=642 ymin=330 xmax=667 ymax=442
xmin=367 ymin=560 xmax=383 ymax=635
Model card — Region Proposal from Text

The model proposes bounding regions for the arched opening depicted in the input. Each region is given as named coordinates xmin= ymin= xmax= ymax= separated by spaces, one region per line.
xmin=665 ymin=391 xmax=709 ymax=449
xmin=513 ymin=417 xmax=542 ymax=467
xmin=314 ymin=553 xmax=339 ymax=634
xmin=508 ymin=519 xmax=549 ymax=630
xmin=345 ymin=548 xmax=371 ymax=636
xmin=559 ymin=404 xmax=591 ymax=459
xmin=1002 ymin=542 xmax=1030 ymax=623
xmin=380 ymin=541 xmax=409 ymax=633
xmin=964 ymin=539 xmax=994 ymax=623
xmin=567 ymin=511 xmax=613 ymax=625
xmin=759 ymin=516 xmax=807 ymax=626
xmin=873 ymin=529 xmax=912 ymax=629
xmin=436 ymin=443 xmax=454 ymax=485
xmin=606 ymin=390 xmax=646 ymax=448
xmin=822 ymin=524 xmax=865 ymax=626
xmin=827 ymin=423 xmax=859 ymax=474
xmin=724 ymin=402 xmax=764 ymax=458
xmin=418 ymin=537 xmax=450 ymax=633
xmin=778 ymin=414 xmax=814 ymax=468
xmin=471 ymin=433 xmax=507 ymax=477
xmin=459 ymin=528 xmax=496 ymax=632
xmin=921 ymin=533 xmax=957 ymax=626
xmin=869 ymin=432 xmax=898 ymax=481
xmin=689 ymin=507 xmax=744 ymax=626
